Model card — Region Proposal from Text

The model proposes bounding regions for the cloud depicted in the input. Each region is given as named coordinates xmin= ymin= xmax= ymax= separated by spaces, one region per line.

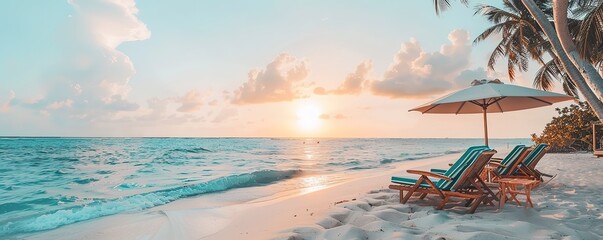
xmin=334 ymin=114 xmax=347 ymax=119
xmin=69 ymin=0 xmax=151 ymax=49
xmin=176 ymin=90 xmax=204 ymax=112
xmin=138 ymin=97 xmax=169 ymax=121
xmin=455 ymin=67 xmax=489 ymax=87
xmin=47 ymin=99 xmax=74 ymax=110
xmin=0 ymin=91 xmax=16 ymax=113
xmin=123 ymin=94 xmax=208 ymax=124
xmin=232 ymin=53 xmax=310 ymax=104
xmin=314 ymin=61 xmax=373 ymax=95
xmin=370 ymin=29 xmax=473 ymax=98
xmin=212 ymin=108 xmax=238 ymax=123
xmin=104 ymin=95 xmax=139 ymax=111
xmin=319 ymin=113 xmax=347 ymax=120
xmin=21 ymin=0 xmax=150 ymax=120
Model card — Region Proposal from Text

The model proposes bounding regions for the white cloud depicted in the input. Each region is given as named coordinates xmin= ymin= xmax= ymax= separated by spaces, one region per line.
xmin=455 ymin=67 xmax=489 ymax=87
xmin=371 ymin=29 xmax=473 ymax=98
xmin=136 ymin=97 xmax=170 ymax=121
xmin=315 ymin=61 xmax=373 ymax=95
xmin=30 ymin=0 xmax=150 ymax=120
xmin=334 ymin=114 xmax=347 ymax=119
xmin=176 ymin=90 xmax=204 ymax=112
xmin=319 ymin=114 xmax=330 ymax=120
xmin=0 ymin=90 xmax=16 ymax=113
xmin=69 ymin=0 xmax=151 ymax=49
xmin=319 ymin=113 xmax=347 ymax=120
xmin=232 ymin=53 xmax=310 ymax=104
xmin=47 ymin=99 xmax=74 ymax=110
xmin=212 ymin=108 xmax=238 ymax=123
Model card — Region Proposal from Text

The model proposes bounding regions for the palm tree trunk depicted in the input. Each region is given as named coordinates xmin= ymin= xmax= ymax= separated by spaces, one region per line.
xmin=552 ymin=0 xmax=603 ymax=118
xmin=521 ymin=0 xmax=603 ymax=120
xmin=545 ymin=48 xmax=596 ymax=97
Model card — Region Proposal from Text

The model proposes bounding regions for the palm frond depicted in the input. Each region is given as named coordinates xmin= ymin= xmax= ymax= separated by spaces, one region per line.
xmin=534 ymin=59 xmax=558 ymax=91
xmin=574 ymin=1 xmax=603 ymax=64
xmin=474 ymin=4 xmax=519 ymax=23
xmin=488 ymin=40 xmax=507 ymax=71
xmin=570 ymin=0 xmax=601 ymax=15
xmin=473 ymin=22 xmax=512 ymax=45
xmin=474 ymin=0 xmax=552 ymax=81
xmin=434 ymin=0 xmax=451 ymax=15
xmin=562 ymin=75 xmax=580 ymax=98
xmin=433 ymin=0 xmax=469 ymax=15
xmin=534 ymin=58 xmax=579 ymax=97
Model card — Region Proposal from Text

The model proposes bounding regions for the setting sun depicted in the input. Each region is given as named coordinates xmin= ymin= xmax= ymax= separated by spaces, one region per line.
xmin=297 ymin=104 xmax=321 ymax=131
xmin=4 ymin=0 xmax=593 ymax=239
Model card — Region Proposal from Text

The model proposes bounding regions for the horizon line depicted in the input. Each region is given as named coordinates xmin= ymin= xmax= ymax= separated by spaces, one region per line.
xmin=0 ymin=136 xmax=533 ymax=140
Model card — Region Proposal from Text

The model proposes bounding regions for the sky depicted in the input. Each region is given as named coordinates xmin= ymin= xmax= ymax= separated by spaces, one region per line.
xmin=0 ymin=0 xmax=573 ymax=138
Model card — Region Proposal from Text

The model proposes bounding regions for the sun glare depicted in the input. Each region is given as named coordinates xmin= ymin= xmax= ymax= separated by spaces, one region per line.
xmin=297 ymin=105 xmax=321 ymax=131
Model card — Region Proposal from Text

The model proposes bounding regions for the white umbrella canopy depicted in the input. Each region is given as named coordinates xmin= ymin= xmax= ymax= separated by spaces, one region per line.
xmin=410 ymin=79 xmax=575 ymax=145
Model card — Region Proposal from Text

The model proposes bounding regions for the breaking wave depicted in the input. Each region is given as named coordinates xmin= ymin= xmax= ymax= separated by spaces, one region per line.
xmin=0 ymin=169 xmax=301 ymax=236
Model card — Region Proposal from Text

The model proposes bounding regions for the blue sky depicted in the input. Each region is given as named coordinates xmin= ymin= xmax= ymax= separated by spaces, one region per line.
xmin=0 ymin=0 xmax=569 ymax=137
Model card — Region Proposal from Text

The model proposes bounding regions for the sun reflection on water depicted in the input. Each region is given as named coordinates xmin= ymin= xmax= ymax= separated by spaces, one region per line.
xmin=299 ymin=175 xmax=329 ymax=194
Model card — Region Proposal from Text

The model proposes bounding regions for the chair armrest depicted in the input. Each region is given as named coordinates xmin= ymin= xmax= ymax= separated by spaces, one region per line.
xmin=488 ymin=162 xmax=505 ymax=167
xmin=406 ymin=170 xmax=451 ymax=181
xmin=490 ymin=157 xmax=503 ymax=162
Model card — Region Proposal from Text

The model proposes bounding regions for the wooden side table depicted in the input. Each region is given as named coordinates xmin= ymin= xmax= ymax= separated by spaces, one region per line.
xmin=481 ymin=165 xmax=498 ymax=182
xmin=498 ymin=178 xmax=540 ymax=209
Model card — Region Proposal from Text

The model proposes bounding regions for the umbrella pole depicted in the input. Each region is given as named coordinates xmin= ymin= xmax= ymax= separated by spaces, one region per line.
xmin=483 ymin=107 xmax=488 ymax=146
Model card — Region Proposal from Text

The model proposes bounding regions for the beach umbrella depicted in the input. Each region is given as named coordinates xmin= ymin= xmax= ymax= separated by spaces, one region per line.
xmin=409 ymin=79 xmax=575 ymax=146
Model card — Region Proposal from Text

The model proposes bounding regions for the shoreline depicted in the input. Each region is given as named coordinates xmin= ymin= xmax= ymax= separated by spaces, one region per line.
xmin=206 ymin=153 xmax=462 ymax=239
xmin=24 ymin=149 xmax=603 ymax=240
xmin=20 ymin=153 xmax=463 ymax=240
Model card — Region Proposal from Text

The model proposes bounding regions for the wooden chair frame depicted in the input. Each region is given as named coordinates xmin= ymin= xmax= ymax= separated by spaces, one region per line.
xmin=514 ymin=145 xmax=551 ymax=181
xmin=389 ymin=150 xmax=497 ymax=214
xmin=487 ymin=147 xmax=530 ymax=181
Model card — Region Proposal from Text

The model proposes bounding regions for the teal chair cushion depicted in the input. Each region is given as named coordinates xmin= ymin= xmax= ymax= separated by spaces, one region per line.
xmin=391 ymin=146 xmax=489 ymax=191
xmin=497 ymin=145 xmax=525 ymax=175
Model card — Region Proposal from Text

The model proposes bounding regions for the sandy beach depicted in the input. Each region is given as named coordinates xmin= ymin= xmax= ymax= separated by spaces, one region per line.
xmin=19 ymin=151 xmax=603 ymax=240
xmin=276 ymin=152 xmax=603 ymax=240
xmin=8 ymin=1 xmax=603 ymax=239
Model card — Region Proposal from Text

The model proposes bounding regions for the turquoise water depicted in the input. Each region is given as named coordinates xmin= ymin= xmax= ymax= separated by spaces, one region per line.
xmin=0 ymin=137 xmax=531 ymax=236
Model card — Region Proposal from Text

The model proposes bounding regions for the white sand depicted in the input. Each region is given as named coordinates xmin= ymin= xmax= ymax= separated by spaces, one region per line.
xmin=277 ymin=153 xmax=603 ymax=240
xmin=22 ymin=152 xmax=603 ymax=240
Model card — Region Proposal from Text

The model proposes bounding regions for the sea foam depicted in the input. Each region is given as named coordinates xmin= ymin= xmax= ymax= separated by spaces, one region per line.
xmin=0 ymin=169 xmax=301 ymax=235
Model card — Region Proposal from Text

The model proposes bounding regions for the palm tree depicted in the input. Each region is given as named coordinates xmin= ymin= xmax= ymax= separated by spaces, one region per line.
xmin=432 ymin=0 xmax=603 ymax=119
xmin=433 ymin=0 xmax=469 ymax=15
xmin=571 ymin=0 xmax=603 ymax=70
xmin=473 ymin=0 xmax=578 ymax=97
xmin=521 ymin=0 xmax=603 ymax=119
xmin=473 ymin=0 xmax=548 ymax=81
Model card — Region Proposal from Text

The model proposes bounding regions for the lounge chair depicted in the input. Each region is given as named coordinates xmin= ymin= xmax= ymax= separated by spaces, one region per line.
xmin=430 ymin=145 xmax=523 ymax=179
xmin=429 ymin=145 xmax=489 ymax=174
xmin=389 ymin=148 xmax=497 ymax=213
xmin=459 ymin=145 xmax=528 ymax=205
xmin=440 ymin=149 xmax=498 ymax=211
xmin=512 ymin=143 xmax=551 ymax=181
xmin=430 ymin=145 xmax=527 ymax=202
xmin=484 ymin=145 xmax=528 ymax=181
xmin=390 ymin=146 xmax=488 ymax=203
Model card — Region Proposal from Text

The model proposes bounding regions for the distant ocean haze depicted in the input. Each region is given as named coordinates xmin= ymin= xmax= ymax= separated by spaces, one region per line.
xmin=0 ymin=137 xmax=531 ymax=236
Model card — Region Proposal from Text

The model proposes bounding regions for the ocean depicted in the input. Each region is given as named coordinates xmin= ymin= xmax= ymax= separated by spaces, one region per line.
xmin=0 ymin=137 xmax=531 ymax=237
